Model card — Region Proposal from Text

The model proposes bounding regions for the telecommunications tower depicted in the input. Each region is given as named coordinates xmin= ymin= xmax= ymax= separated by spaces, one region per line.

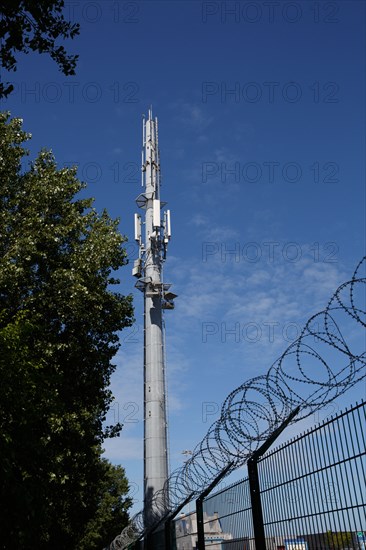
xmin=132 ymin=109 xmax=176 ymax=521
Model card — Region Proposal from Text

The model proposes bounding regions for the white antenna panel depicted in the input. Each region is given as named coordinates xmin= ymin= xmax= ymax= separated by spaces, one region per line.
xmin=134 ymin=213 xmax=141 ymax=242
xmin=166 ymin=210 xmax=171 ymax=238
xmin=153 ymin=200 xmax=161 ymax=228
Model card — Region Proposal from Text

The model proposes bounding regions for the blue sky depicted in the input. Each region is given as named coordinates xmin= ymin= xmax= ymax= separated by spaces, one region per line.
xmin=1 ymin=0 xmax=365 ymax=514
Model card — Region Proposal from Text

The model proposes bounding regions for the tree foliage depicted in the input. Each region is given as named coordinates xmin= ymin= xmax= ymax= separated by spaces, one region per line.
xmin=0 ymin=0 xmax=80 ymax=97
xmin=0 ymin=112 xmax=134 ymax=548
xmin=78 ymin=461 xmax=133 ymax=550
xmin=325 ymin=530 xmax=354 ymax=549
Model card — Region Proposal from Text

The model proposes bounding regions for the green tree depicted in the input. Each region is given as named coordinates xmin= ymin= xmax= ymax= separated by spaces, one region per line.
xmin=0 ymin=0 xmax=80 ymax=97
xmin=0 ymin=112 xmax=134 ymax=548
xmin=325 ymin=530 xmax=354 ymax=549
xmin=77 ymin=461 xmax=133 ymax=550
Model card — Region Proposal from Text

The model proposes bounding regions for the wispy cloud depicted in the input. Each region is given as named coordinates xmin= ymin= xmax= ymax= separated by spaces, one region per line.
xmin=169 ymin=100 xmax=214 ymax=134
xmin=103 ymin=436 xmax=142 ymax=461
xmin=166 ymin=223 xmax=347 ymax=367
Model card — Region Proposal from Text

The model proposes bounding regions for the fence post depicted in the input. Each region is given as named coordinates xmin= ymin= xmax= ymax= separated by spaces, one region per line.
xmin=164 ymin=492 xmax=195 ymax=550
xmin=248 ymin=406 xmax=300 ymax=550
xmin=196 ymin=461 xmax=235 ymax=550
xmin=196 ymin=494 xmax=205 ymax=550
xmin=248 ymin=455 xmax=266 ymax=548
xmin=142 ymin=510 xmax=170 ymax=550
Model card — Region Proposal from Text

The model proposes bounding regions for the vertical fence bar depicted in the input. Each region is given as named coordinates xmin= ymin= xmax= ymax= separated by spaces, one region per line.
xmin=248 ymin=406 xmax=300 ymax=550
xmin=164 ymin=492 xmax=194 ymax=550
xmin=196 ymin=461 xmax=234 ymax=550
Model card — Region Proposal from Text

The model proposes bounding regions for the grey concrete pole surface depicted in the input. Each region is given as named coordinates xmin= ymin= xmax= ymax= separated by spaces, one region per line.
xmin=144 ymin=112 xmax=168 ymax=517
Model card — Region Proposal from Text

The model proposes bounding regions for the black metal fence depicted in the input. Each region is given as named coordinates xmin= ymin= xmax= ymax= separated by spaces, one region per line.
xmin=173 ymin=400 xmax=366 ymax=550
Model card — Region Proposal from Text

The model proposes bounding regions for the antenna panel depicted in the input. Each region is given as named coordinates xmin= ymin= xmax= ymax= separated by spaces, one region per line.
xmin=134 ymin=213 xmax=141 ymax=241
xmin=166 ymin=210 xmax=171 ymax=238
xmin=153 ymin=200 xmax=161 ymax=228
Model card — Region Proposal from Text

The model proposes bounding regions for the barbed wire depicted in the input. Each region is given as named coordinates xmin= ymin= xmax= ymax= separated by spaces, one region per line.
xmin=107 ymin=256 xmax=366 ymax=549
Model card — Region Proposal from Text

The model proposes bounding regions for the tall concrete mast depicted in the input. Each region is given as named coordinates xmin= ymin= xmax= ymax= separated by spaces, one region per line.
xmin=132 ymin=109 xmax=176 ymax=522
